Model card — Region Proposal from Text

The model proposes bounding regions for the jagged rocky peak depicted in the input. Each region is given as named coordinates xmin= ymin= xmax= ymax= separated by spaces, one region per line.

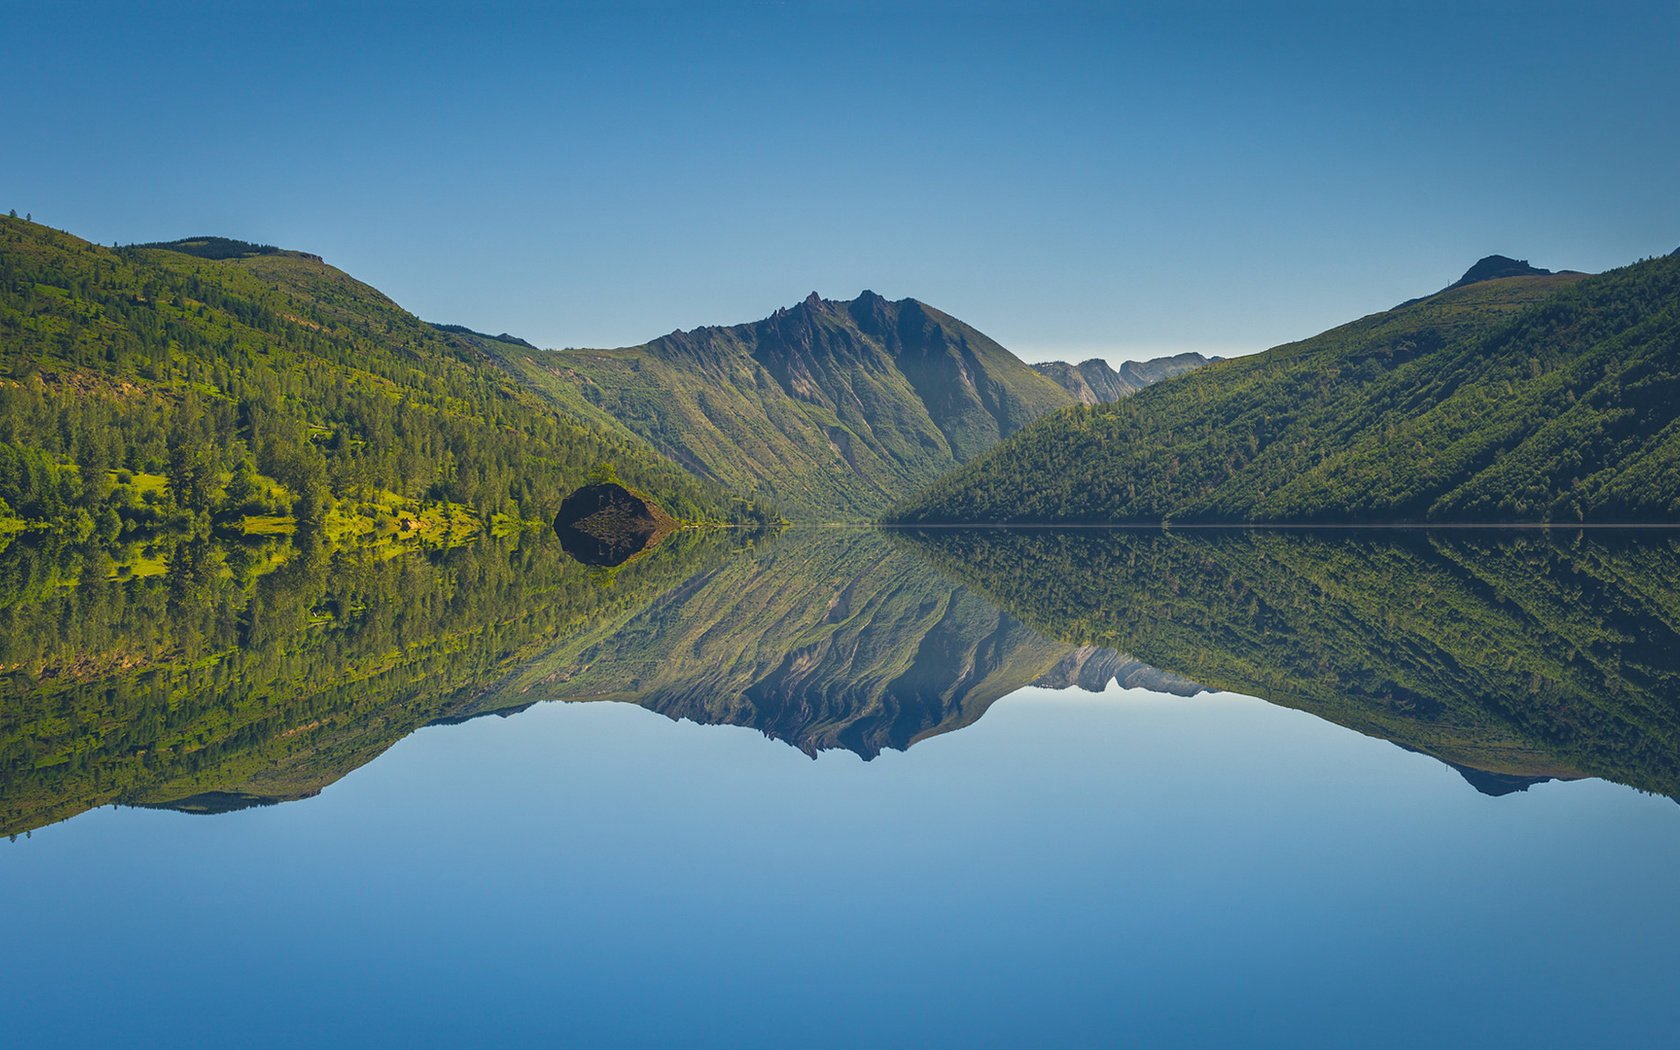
xmin=757 ymin=289 xmax=936 ymax=350
xmin=1033 ymin=646 xmax=1208 ymax=696
xmin=781 ymin=289 xmax=907 ymax=313
xmin=770 ymin=290 xmax=840 ymax=329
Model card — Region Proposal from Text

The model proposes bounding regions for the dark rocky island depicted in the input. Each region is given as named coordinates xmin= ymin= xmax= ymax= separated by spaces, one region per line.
xmin=554 ymin=482 xmax=679 ymax=566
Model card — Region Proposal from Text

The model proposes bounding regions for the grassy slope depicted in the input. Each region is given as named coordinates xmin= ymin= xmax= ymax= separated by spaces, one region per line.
xmin=904 ymin=528 xmax=1680 ymax=796
xmin=490 ymin=291 xmax=1073 ymax=520
xmin=0 ymin=217 xmax=753 ymax=531
xmin=893 ymin=254 xmax=1680 ymax=524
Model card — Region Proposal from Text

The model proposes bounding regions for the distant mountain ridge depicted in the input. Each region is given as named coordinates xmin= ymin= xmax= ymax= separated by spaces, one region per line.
xmin=1033 ymin=352 xmax=1216 ymax=404
xmin=892 ymin=250 xmax=1680 ymax=525
xmin=432 ymin=322 xmax=538 ymax=350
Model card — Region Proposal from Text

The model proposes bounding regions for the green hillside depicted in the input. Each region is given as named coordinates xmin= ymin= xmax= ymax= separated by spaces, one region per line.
xmin=0 ymin=217 xmax=765 ymax=544
xmin=904 ymin=527 xmax=1680 ymax=797
xmin=892 ymin=252 xmax=1680 ymax=524
xmin=489 ymin=291 xmax=1074 ymax=520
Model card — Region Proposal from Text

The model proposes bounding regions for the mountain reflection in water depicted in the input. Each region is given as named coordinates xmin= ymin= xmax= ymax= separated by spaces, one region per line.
xmin=4 ymin=524 xmax=1679 ymax=836
xmin=487 ymin=529 xmax=1202 ymax=757
xmin=902 ymin=527 xmax=1680 ymax=800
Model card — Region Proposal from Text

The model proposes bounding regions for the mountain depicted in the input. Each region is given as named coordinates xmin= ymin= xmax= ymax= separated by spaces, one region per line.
xmin=486 ymin=291 xmax=1075 ymax=520
xmin=892 ymin=250 xmax=1680 ymax=524
xmin=1033 ymin=352 xmax=1216 ymax=404
xmin=0 ymin=217 xmax=764 ymax=544
xmin=901 ymin=527 xmax=1680 ymax=799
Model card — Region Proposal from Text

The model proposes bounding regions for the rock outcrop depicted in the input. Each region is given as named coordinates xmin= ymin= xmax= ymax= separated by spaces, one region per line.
xmin=554 ymin=482 xmax=678 ymax=566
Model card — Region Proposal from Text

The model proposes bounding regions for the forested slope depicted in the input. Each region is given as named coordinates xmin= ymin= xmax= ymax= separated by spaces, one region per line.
xmin=893 ymin=253 xmax=1680 ymax=524
xmin=0 ymin=217 xmax=763 ymax=544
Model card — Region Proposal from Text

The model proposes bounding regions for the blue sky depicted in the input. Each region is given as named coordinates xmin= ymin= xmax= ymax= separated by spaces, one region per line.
xmin=7 ymin=1 xmax=1678 ymax=362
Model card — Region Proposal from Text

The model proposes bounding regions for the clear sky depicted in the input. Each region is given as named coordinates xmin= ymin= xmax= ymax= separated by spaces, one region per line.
xmin=7 ymin=1 xmax=1678 ymax=363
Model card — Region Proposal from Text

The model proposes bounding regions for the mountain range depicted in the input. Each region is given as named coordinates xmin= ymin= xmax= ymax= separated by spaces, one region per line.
xmin=481 ymin=529 xmax=1202 ymax=758
xmin=9 ymin=210 xmax=1678 ymax=835
xmin=0 ymin=214 xmax=1216 ymax=533
xmin=1032 ymin=352 xmax=1215 ymax=404
xmin=482 ymin=291 xmax=1206 ymax=519
xmin=17 ymin=512 xmax=1674 ymax=835
xmin=0 ymin=522 xmax=1201 ymax=834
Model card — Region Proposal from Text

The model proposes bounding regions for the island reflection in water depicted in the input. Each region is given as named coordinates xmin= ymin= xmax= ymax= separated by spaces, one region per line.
xmin=4 ymin=525 xmax=1679 ymax=836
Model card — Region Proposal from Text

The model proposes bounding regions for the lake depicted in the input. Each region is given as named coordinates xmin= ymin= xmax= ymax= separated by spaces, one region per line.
xmin=4 ymin=526 xmax=1679 ymax=1046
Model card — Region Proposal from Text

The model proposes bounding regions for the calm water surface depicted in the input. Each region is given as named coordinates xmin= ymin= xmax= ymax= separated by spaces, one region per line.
xmin=4 ymin=527 xmax=1678 ymax=1047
